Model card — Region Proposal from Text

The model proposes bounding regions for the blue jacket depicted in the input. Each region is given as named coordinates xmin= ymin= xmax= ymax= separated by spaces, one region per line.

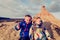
xmin=15 ymin=20 xmax=32 ymax=37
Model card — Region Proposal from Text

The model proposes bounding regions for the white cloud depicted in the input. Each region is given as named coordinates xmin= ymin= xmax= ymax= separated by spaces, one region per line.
xmin=0 ymin=0 xmax=60 ymax=19
xmin=0 ymin=0 xmax=31 ymax=18
xmin=47 ymin=0 xmax=60 ymax=12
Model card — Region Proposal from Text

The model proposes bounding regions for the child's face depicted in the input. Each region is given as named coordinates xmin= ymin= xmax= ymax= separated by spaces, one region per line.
xmin=24 ymin=16 xmax=31 ymax=24
xmin=35 ymin=18 xmax=41 ymax=25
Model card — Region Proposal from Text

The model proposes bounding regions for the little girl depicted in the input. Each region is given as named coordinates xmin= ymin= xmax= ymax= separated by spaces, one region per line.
xmin=29 ymin=17 xmax=52 ymax=40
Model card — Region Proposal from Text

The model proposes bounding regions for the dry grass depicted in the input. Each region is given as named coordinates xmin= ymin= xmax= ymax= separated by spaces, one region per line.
xmin=0 ymin=22 xmax=20 ymax=40
xmin=0 ymin=22 xmax=60 ymax=40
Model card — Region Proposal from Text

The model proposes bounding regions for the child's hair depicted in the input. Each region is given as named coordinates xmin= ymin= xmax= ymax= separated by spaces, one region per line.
xmin=36 ymin=17 xmax=41 ymax=19
xmin=33 ymin=17 xmax=42 ymax=24
xmin=25 ymin=15 xmax=32 ymax=19
xmin=36 ymin=17 xmax=43 ymax=27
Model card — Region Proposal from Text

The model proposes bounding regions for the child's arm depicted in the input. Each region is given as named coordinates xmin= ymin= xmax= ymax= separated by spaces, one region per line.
xmin=45 ymin=30 xmax=53 ymax=40
xmin=45 ymin=30 xmax=50 ymax=37
xmin=29 ymin=26 xmax=33 ymax=39
xmin=29 ymin=25 xmax=35 ymax=40
xmin=15 ymin=23 xmax=20 ymax=31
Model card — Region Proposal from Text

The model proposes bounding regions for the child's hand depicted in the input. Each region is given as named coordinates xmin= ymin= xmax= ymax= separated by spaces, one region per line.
xmin=48 ymin=37 xmax=54 ymax=40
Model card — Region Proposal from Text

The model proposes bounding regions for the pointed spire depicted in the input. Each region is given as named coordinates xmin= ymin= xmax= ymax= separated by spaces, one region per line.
xmin=40 ymin=5 xmax=49 ymax=15
xmin=41 ymin=5 xmax=47 ymax=12
xmin=41 ymin=5 xmax=46 ymax=10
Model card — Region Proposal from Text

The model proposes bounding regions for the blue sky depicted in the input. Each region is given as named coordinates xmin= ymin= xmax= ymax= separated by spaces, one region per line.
xmin=0 ymin=0 xmax=60 ymax=19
